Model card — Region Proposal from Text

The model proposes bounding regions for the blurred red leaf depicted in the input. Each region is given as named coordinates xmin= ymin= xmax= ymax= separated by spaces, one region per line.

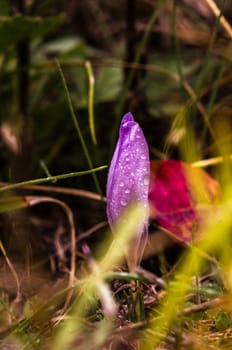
xmin=148 ymin=160 xmax=220 ymax=242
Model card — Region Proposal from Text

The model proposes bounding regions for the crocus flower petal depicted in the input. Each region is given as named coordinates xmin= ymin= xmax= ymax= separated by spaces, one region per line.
xmin=106 ymin=112 xmax=150 ymax=270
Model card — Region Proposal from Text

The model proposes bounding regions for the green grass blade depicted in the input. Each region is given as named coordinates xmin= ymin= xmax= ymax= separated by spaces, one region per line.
xmin=56 ymin=59 xmax=102 ymax=196
xmin=85 ymin=60 xmax=97 ymax=144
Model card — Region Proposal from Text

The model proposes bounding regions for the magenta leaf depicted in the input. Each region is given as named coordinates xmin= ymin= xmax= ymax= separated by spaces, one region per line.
xmin=106 ymin=112 xmax=150 ymax=270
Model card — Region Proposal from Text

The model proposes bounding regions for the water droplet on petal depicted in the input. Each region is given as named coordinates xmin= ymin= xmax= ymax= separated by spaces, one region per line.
xmin=120 ymin=198 xmax=127 ymax=206
xmin=141 ymin=154 xmax=146 ymax=160
xmin=143 ymin=176 xmax=149 ymax=186
xmin=124 ymin=189 xmax=130 ymax=194
xmin=119 ymin=181 xmax=124 ymax=187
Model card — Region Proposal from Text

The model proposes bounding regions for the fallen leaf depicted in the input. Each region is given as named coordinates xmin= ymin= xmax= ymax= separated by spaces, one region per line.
xmin=148 ymin=160 xmax=220 ymax=242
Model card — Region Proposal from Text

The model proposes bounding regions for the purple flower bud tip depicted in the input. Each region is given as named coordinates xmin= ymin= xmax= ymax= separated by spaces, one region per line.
xmin=106 ymin=112 xmax=150 ymax=270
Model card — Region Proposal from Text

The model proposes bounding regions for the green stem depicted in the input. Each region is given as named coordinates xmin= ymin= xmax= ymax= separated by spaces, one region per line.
xmin=0 ymin=166 xmax=107 ymax=193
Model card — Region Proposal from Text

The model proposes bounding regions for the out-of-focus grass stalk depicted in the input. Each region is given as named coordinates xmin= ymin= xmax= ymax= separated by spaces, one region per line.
xmin=192 ymin=154 xmax=232 ymax=168
xmin=206 ymin=63 xmax=226 ymax=118
xmin=172 ymin=0 xmax=183 ymax=82
xmin=0 ymin=166 xmax=107 ymax=193
xmin=85 ymin=60 xmax=97 ymax=145
xmin=113 ymin=0 xmax=166 ymax=144
xmin=201 ymin=62 xmax=227 ymax=144
xmin=171 ymin=0 xmax=217 ymax=145
xmin=170 ymin=0 xmax=223 ymax=145
xmin=56 ymin=59 xmax=102 ymax=196
xmin=141 ymin=193 xmax=232 ymax=349
xmin=99 ymin=204 xmax=147 ymax=273
xmin=165 ymin=104 xmax=201 ymax=162
xmin=189 ymin=3 xmax=222 ymax=141
xmin=51 ymin=204 xmax=146 ymax=350
xmin=204 ymin=0 xmax=232 ymax=38
xmin=142 ymin=115 xmax=232 ymax=349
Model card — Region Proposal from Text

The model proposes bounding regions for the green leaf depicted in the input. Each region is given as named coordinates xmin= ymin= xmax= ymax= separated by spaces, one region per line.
xmin=95 ymin=67 xmax=122 ymax=103
xmin=215 ymin=311 xmax=231 ymax=331
xmin=40 ymin=36 xmax=87 ymax=57
xmin=0 ymin=14 xmax=66 ymax=51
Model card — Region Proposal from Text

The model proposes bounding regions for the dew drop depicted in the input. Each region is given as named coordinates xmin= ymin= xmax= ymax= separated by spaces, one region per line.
xmin=124 ymin=189 xmax=130 ymax=194
xmin=141 ymin=154 xmax=146 ymax=160
xmin=120 ymin=198 xmax=127 ymax=206
xmin=143 ymin=176 xmax=149 ymax=186
xmin=119 ymin=181 xmax=124 ymax=187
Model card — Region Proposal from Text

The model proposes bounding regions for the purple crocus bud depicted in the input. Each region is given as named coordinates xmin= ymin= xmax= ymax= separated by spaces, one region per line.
xmin=106 ymin=112 xmax=150 ymax=271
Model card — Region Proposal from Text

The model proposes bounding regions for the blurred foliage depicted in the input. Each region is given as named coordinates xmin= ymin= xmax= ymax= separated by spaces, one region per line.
xmin=0 ymin=14 xmax=65 ymax=51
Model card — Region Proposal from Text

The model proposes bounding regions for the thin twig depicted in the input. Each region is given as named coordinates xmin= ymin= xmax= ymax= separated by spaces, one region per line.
xmin=25 ymin=196 xmax=76 ymax=287
xmin=183 ymin=297 xmax=224 ymax=315
xmin=0 ymin=241 xmax=21 ymax=302
xmin=77 ymin=221 xmax=108 ymax=242
xmin=0 ymin=182 xmax=106 ymax=201
xmin=25 ymin=196 xmax=77 ymax=316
